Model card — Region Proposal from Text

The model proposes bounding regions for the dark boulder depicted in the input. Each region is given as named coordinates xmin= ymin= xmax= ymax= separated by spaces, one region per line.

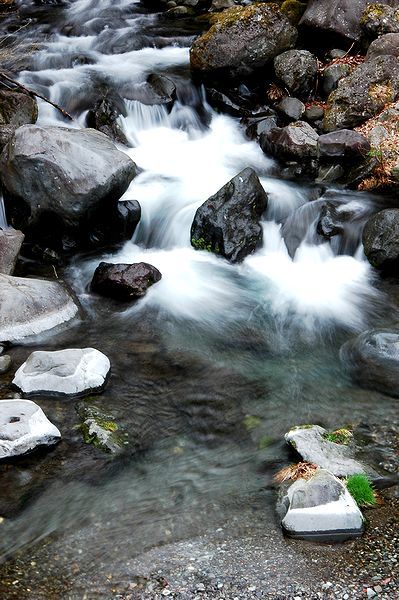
xmin=0 ymin=125 xmax=137 ymax=253
xmin=190 ymin=168 xmax=268 ymax=263
xmin=86 ymin=95 xmax=129 ymax=145
xmin=317 ymin=130 xmax=370 ymax=162
xmin=246 ymin=115 xmax=279 ymax=140
xmin=340 ymin=329 xmax=399 ymax=397
xmin=317 ymin=201 xmax=348 ymax=238
xmin=322 ymin=63 xmax=350 ymax=96
xmin=274 ymin=50 xmax=318 ymax=99
xmin=361 ymin=3 xmax=399 ymax=39
xmin=362 ymin=208 xmax=399 ymax=270
xmin=366 ymin=33 xmax=399 ymax=61
xmin=304 ymin=105 xmax=325 ymax=122
xmin=190 ymin=4 xmax=297 ymax=80
xmin=260 ymin=121 xmax=319 ymax=160
xmin=91 ymin=261 xmax=162 ymax=301
xmin=276 ymin=97 xmax=305 ymax=121
xmin=323 ymin=56 xmax=399 ymax=131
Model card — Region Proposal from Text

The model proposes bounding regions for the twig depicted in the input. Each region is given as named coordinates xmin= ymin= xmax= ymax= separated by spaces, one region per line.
xmin=0 ymin=72 xmax=73 ymax=120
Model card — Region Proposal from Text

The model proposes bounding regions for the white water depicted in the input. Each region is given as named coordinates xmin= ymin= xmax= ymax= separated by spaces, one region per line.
xmin=17 ymin=0 xmax=381 ymax=335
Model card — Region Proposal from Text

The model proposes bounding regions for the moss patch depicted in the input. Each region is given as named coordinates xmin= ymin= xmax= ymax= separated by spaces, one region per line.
xmin=243 ymin=415 xmax=262 ymax=431
xmin=346 ymin=474 xmax=377 ymax=508
xmin=323 ymin=428 xmax=353 ymax=445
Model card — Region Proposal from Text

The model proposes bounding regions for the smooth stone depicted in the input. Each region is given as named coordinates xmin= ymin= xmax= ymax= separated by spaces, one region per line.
xmin=0 ymin=399 xmax=61 ymax=459
xmin=13 ymin=348 xmax=110 ymax=397
xmin=0 ymin=229 xmax=24 ymax=275
xmin=277 ymin=97 xmax=305 ymax=121
xmin=362 ymin=208 xmax=399 ymax=270
xmin=91 ymin=262 xmax=162 ymax=301
xmin=0 ymin=355 xmax=11 ymax=374
xmin=305 ymin=105 xmax=324 ymax=122
xmin=0 ymin=274 xmax=79 ymax=343
xmin=260 ymin=121 xmax=319 ymax=160
xmin=322 ymin=63 xmax=350 ymax=96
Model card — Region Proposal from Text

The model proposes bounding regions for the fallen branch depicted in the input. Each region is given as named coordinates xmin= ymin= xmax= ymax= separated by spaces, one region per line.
xmin=0 ymin=72 xmax=73 ymax=120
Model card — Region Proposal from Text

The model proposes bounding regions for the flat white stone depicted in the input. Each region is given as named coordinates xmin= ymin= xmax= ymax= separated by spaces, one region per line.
xmin=0 ymin=399 xmax=61 ymax=459
xmin=0 ymin=274 xmax=78 ymax=342
xmin=13 ymin=348 xmax=111 ymax=396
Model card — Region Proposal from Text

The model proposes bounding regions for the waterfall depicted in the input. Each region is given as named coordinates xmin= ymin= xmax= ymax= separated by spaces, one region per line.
xmin=0 ymin=195 xmax=8 ymax=230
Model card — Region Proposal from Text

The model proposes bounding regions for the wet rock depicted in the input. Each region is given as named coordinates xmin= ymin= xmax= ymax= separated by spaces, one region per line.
xmin=0 ymin=399 xmax=61 ymax=459
xmin=0 ymin=355 xmax=11 ymax=374
xmin=0 ymin=125 xmax=137 ymax=253
xmin=86 ymin=96 xmax=129 ymax=145
xmin=340 ymin=329 xmax=399 ymax=397
xmin=76 ymin=404 xmax=128 ymax=453
xmin=190 ymin=4 xmax=297 ymax=79
xmin=361 ymin=3 xmax=399 ymax=39
xmin=317 ymin=130 xmax=370 ymax=162
xmin=245 ymin=115 xmax=279 ymax=141
xmin=323 ymin=56 xmax=399 ymax=131
xmin=0 ymin=125 xmax=16 ymax=153
xmin=0 ymin=274 xmax=78 ymax=343
xmin=304 ymin=105 xmax=324 ymax=122
xmin=362 ymin=208 xmax=399 ymax=270
xmin=91 ymin=262 xmax=162 ymax=301
xmin=260 ymin=121 xmax=319 ymax=160
xmin=276 ymin=97 xmax=305 ymax=121
xmin=322 ymin=63 xmax=350 ymax=96
xmin=281 ymin=469 xmax=364 ymax=541
xmin=0 ymin=90 xmax=37 ymax=127
xmin=190 ymin=168 xmax=268 ymax=263
xmin=366 ymin=33 xmax=399 ymax=61
xmin=205 ymin=88 xmax=247 ymax=118
xmin=122 ymin=73 xmax=176 ymax=107
xmin=87 ymin=199 xmax=141 ymax=250
xmin=274 ymin=50 xmax=318 ymax=99
xmin=285 ymin=425 xmax=368 ymax=477
xmin=209 ymin=0 xmax=235 ymax=11
xmin=317 ymin=201 xmax=347 ymax=237
xmin=0 ymin=229 xmax=24 ymax=275
xmin=13 ymin=348 xmax=110 ymax=397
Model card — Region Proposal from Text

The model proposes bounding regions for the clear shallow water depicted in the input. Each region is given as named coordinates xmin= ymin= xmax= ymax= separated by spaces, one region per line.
xmin=0 ymin=0 xmax=398 ymax=577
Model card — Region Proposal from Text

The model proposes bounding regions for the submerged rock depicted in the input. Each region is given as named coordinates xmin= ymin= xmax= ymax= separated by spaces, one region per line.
xmin=323 ymin=56 xmax=399 ymax=131
xmin=76 ymin=404 xmax=128 ymax=453
xmin=13 ymin=348 xmax=110 ymax=397
xmin=0 ymin=229 xmax=24 ymax=275
xmin=340 ymin=329 xmax=399 ymax=397
xmin=0 ymin=125 xmax=137 ymax=253
xmin=0 ymin=274 xmax=78 ymax=343
xmin=285 ymin=425 xmax=368 ymax=477
xmin=362 ymin=208 xmax=399 ymax=270
xmin=281 ymin=469 xmax=364 ymax=541
xmin=0 ymin=399 xmax=61 ymax=459
xmin=190 ymin=4 xmax=297 ymax=79
xmin=274 ymin=50 xmax=318 ymax=99
xmin=190 ymin=168 xmax=268 ymax=263
xmin=91 ymin=262 xmax=162 ymax=301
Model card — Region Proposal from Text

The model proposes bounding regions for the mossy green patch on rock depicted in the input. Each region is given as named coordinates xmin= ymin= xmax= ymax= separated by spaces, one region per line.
xmin=346 ymin=474 xmax=377 ymax=508
xmin=280 ymin=0 xmax=306 ymax=26
xmin=243 ymin=414 xmax=262 ymax=431
xmin=191 ymin=236 xmax=214 ymax=252
xmin=323 ymin=428 xmax=353 ymax=445
xmin=76 ymin=404 xmax=128 ymax=454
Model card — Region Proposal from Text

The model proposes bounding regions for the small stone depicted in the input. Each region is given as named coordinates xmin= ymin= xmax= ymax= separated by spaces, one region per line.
xmin=367 ymin=589 xmax=376 ymax=598
xmin=0 ymin=354 xmax=11 ymax=374
xmin=196 ymin=583 xmax=205 ymax=592
xmin=374 ymin=586 xmax=383 ymax=593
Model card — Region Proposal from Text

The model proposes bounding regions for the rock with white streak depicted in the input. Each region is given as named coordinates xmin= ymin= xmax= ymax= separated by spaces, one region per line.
xmin=0 ymin=274 xmax=79 ymax=342
xmin=13 ymin=348 xmax=110 ymax=396
xmin=0 ymin=399 xmax=61 ymax=459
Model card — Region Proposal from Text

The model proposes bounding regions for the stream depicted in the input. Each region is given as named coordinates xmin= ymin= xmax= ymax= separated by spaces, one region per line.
xmin=0 ymin=0 xmax=398 ymax=596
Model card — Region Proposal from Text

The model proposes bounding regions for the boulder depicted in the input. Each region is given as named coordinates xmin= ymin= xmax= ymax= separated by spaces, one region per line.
xmin=0 ymin=399 xmax=61 ymax=460
xmin=317 ymin=130 xmax=370 ymax=161
xmin=322 ymin=63 xmax=350 ymax=96
xmin=190 ymin=4 xmax=297 ymax=79
xmin=317 ymin=201 xmax=352 ymax=237
xmin=361 ymin=3 xmax=399 ymax=39
xmin=190 ymin=168 xmax=268 ymax=263
xmin=91 ymin=262 xmax=162 ymax=301
xmin=0 ymin=90 xmax=37 ymax=127
xmin=340 ymin=329 xmax=399 ymax=397
xmin=260 ymin=121 xmax=319 ymax=160
xmin=366 ymin=33 xmax=399 ymax=61
xmin=362 ymin=208 xmax=399 ymax=269
xmin=0 ymin=125 xmax=137 ymax=252
xmin=0 ymin=274 xmax=79 ymax=343
xmin=246 ymin=115 xmax=279 ymax=140
xmin=323 ymin=56 xmax=399 ymax=131
xmin=0 ymin=229 xmax=24 ymax=274
xmin=304 ymin=105 xmax=324 ymax=122
xmin=285 ymin=425 xmax=367 ymax=477
xmin=274 ymin=50 xmax=318 ymax=99
xmin=280 ymin=0 xmax=307 ymax=26
xmin=281 ymin=469 xmax=364 ymax=541
xmin=0 ymin=355 xmax=11 ymax=374
xmin=86 ymin=96 xmax=129 ymax=145
xmin=76 ymin=403 xmax=128 ymax=453
xmin=13 ymin=348 xmax=110 ymax=397
xmin=276 ymin=97 xmax=305 ymax=121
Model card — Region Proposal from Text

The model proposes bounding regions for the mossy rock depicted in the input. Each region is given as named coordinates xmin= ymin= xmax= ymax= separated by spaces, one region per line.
xmin=76 ymin=404 xmax=128 ymax=454
xmin=280 ymin=0 xmax=306 ymax=26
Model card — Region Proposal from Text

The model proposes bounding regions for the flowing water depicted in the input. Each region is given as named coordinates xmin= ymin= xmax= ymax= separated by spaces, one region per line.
xmin=0 ymin=0 xmax=399 ymax=591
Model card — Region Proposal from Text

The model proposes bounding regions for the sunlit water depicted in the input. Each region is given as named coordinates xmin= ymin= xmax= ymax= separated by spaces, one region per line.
xmin=0 ymin=0 xmax=398 ymax=584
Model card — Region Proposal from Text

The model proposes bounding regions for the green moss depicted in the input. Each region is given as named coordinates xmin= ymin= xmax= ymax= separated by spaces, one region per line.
xmin=361 ymin=3 xmax=386 ymax=25
xmin=346 ymin=474 xmax=377 ymax=508
xmin=258 ymin=435 xmax=273 ymax=449
xmin=280 ymin=0 xmax=306 ymax=26
xmin=323 ymin=428 xmax=353 ymax=445
xmin=291 ymin=424 xmax=316 ymax=430
xmin=243 ymin=415 xmax=261 ymax=431
xmin=191 ymin=236 xmax=213 ymax=252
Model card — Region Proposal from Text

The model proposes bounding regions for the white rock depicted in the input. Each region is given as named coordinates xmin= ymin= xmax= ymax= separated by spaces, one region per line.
xmin=13 ymin=348 xmax=110 ymax=396
xmin=281 ymin=469 xmax=364 ymax=542
xmin=0 ymin=274 xmax=78 ymax=342
xmin=0 ymin=399 xmax=61 ymax=459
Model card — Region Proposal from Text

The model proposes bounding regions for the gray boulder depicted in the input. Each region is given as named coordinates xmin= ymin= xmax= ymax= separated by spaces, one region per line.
xmin=0 ymin=399 xmax=61 ymax=459
xmin=13 ymin=348 xmax=110 ymax=397
xmin=260 ymin=121 xmax=319 ymax=160
xmin=361 ymin=3 xmax=399 ymax=39
xmin=190 ymin=4 xmax=297 ymax=78
xmin=341 ymin=329 xmax=399 ymax=397
xmin=274 ymin=50 xmax=318 ymax=99
xmin=317 ymin=130 xmax=370 ymax=161
xmin=190 ymin=168 xmax=268 ymax=263
xmin=0 ymin=229 xmax=24 ymax=275
xmin=0 ymin=274 xmax=79 ymax=343
xmin=276 ymin=97 xmax=305 ymax=121
xmin=91 ymin=262 xmax=162 ymax=301
xmin=281 ymin=469 xmax=364 ymax=541
xmin=362 ymin=208 xmax=399 ymax=270
xmin=285 ymin=425 xmax=368 ymax=477
xmin=322 ymin=63 xmax=350 ymax=96
xmin=0 ymin=90 xmax=37 ymax=127
xmin=366 ymin=33 xmax=399 ymax=61
xmin=323 ymin=56 xmax=399 ymax=131
xmin=0 ymin=125 xmax=137 ymax=252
